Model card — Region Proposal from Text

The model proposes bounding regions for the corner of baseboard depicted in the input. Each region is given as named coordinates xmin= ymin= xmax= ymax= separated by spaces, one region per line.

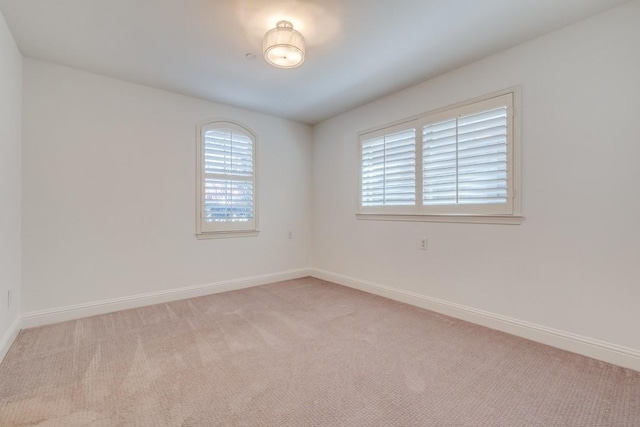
xmin=308 ymin=268 xmax=640 ymax=372
xmin=20 ymin=267 xmax=313 ymax=329
xmin=0 ymin=316 xmax=22 ymax=364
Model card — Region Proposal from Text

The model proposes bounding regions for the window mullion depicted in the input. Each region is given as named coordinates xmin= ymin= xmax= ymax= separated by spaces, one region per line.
xmin=229 ymin=130 xmax=234 ymax=175
xmin=416 ymin=125 xmax=423 ymax=213
xmin=382 ymin=135 xmax=386 ymax=205
xmin=455 ymin=116 xmax=459 ymax=204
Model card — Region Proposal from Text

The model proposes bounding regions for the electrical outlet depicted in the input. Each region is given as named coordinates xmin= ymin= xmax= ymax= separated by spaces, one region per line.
xmin=420 ymin=238 xmax=428 ymax=251
xmin=288 ymin=231 xmax=293 ymax=240
xmin=7 ymin=289 xmax=12 ymax=308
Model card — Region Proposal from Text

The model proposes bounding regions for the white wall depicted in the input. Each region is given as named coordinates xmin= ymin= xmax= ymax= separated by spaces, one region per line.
xmin=313 ymin=2 xmax=640 ymax=351
xmin=22 ymin=59 xmax=312 ymax=313
xmin=0 ymin=11 xmax=22 ymax=344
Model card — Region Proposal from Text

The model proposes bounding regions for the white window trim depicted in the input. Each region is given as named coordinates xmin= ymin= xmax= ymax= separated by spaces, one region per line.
xmin=357 ymin=87 xmax=523 ymax=225
xmin=196 ymin=230 xmax=259 ymax=240
xmin=196 ymin=120 xmax=259 ymax=239
xmin=355 ymin=213 xmax=524 ymax=225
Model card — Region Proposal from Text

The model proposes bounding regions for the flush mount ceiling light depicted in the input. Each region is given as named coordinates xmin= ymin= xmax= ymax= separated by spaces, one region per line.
xmin=263 ymin=20 xmax=305 ymax=69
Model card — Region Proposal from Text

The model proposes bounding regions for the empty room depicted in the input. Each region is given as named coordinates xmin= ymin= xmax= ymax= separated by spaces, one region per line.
xmin=1 ymin=0 xmax=639 ymax=425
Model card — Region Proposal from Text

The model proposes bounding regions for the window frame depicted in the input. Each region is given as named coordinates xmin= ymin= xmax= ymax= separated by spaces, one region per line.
xmin=196 ymin=120 xmax=259 ymax=239
xmin=357 ymin=87 xmax=523 ymax=225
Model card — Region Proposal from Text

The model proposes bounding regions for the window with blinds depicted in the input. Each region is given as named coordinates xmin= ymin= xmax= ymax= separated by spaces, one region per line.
xmin=358 ymin=90 xmax=520 ymax=222
xmin=361 ymin=128 xmax=416 ymax=207
xmin=423 ymin=106 xmax=508 ymax=206
xmin=197 ymin=121 xmax=258 ymax=237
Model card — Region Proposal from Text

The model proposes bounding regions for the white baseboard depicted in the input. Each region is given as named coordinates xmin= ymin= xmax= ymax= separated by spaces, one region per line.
xmin=11 ymin=267 xmax=640 ymax=372
xmin=310 ymin=268 xmax=640 ymax=372
xmin=0 ymin=316 xmax=21 ymax=363
xmin=21 ymin=268 xmax=312 ymax=329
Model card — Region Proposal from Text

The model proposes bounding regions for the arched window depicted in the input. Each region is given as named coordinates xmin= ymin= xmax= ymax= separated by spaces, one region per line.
xmin=196 ymin=120 xmax=258 ymax=238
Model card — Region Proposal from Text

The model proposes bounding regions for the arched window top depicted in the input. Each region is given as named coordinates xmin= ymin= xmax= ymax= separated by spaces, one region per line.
xmin=200 ymin=120 xmax=256 ymax=139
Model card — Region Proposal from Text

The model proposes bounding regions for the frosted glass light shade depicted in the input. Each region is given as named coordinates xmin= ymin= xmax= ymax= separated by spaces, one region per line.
xmin=263 ymin=21 xmax=305 ymax=69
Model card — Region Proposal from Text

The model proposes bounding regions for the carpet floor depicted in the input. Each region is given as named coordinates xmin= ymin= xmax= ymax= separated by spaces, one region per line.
xmin=0 ymin=277 xmax=639 ymax=426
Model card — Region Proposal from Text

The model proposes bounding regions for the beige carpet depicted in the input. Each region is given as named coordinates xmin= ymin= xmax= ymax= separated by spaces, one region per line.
xmin=1 ymin=277 xmax=639 ymax=426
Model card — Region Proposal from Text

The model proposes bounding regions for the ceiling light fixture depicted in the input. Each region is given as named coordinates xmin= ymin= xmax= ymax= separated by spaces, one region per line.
xmin=263 ymin=20 xmax=305 ymax=69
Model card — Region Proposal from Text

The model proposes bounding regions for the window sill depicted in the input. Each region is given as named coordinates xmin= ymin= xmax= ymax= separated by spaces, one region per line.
xmin=196 ymin=231 xmax=260 ymax=240
xmin=355 ymin=213 xmax=524 ymax=225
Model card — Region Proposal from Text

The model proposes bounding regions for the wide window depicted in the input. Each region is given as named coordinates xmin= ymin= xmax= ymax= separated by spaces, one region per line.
xmin=196 ymin=121 xmax=258 ymax=238
xmin=358 ymin=89 xmax=521 ymax=224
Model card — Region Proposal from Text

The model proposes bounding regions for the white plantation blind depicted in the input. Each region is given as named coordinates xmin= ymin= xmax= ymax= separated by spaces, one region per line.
xmin=198 ymin=121 xmax=257 ymax=235
xmin=361 ymin=127 xmax=416 ymax=207
xmin=204 ymin=128 xmax=254 ymax=222
xmin=423 ymin=106 xmax=508 ymax=206
xmin=358 ymin=90 xmax=518 ymax=220
xmin=204 ymin=129 xmax=253 ymax=177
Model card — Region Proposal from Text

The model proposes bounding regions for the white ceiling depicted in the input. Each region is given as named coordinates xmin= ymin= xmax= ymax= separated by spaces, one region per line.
xmin=0 ymin=0 xmax=629 ymax=124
